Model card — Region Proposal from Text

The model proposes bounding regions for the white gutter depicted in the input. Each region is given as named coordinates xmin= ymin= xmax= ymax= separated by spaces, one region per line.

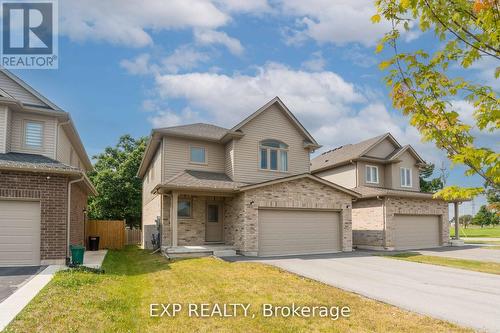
xmin=67 ymin=176 xmax=84 ymax=259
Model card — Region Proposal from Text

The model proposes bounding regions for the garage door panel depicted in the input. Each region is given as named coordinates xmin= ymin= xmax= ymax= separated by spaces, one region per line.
xmin=0 ymin=201 xmax=41 ymax=266
xmin=259 ymin=209 xmax=341 ymax=256
xmin=394 ymin=215 xmax=440 ymax=250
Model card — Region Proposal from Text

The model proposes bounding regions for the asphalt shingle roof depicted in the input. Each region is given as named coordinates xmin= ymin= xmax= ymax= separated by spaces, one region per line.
xmin=0 ymin=152 xmax=79 ymax=172
xmin=354 ymin=186 xmax=436 ymax=199
xmin=161 ymin=170 xmax=245 ymax=191
xmin=155 ymin=123 xmax=229 ymax=141
xmin=311 ymin=133 xmax=389 ymax=171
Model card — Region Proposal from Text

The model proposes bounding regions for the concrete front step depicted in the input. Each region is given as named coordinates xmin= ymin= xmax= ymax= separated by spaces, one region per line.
xmin=213 ymin=250 xmax=237 ymax=257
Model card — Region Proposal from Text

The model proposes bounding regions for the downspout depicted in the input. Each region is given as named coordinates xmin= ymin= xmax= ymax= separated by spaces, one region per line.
xmin=67 ymin=175 xmax=84 ymax=261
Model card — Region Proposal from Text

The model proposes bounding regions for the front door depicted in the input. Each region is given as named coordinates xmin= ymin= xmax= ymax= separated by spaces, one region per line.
xmin=206 ymin=202 xmax=223 ymax=242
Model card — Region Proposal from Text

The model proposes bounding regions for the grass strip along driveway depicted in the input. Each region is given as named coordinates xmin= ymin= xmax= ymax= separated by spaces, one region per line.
xmin=386 ymin=253 xmax=500 ymax=275
xmin=450 ymin=226 xmax=500 ymax=238
xmin=4 ymin=246 xmax=470 ymax=333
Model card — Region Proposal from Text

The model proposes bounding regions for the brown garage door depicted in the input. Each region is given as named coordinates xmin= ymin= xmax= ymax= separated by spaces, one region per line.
xmin=258 ymin=209 xmax=341 ymax=256
xmin=394 ymin=215 xmax=440 ymax=250
xmin=0 ymin=200 xmax=41 ymax=266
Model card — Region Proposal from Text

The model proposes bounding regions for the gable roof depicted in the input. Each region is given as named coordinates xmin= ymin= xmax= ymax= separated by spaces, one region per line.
xmin=155 ymin=123 xmax=230 ymax=142
xmin=239 ymin=173 xmax=361 ymax=197
xmin=0 ymin=68 xmax=60 ymax=110
xmin=311 ymin=133 xmax=408 ymax=172
xmin=386 ymin=144 xmax=426 ymax=164
xmin=138 ymin=96 xmax=321 ymax=177
xmin=153 ymin=170 xmax=246 ymax=193
xmin=229 ymin=96 xmax=321 ymax=149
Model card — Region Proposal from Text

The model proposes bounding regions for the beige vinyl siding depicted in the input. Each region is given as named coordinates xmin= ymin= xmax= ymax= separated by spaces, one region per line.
xmin=0 ymin=106 xmax=7 ymax=153
xmin=5 ymin=106 xmax=12 ymax=151
xmin=357 ymin=161 xmax=385 ymax=188
xmin=0 ymin=71 xmax=47 ymax=107
xmin=56 ymin=127 xmax=83 ymax=168
xmin=232 ymin=104 xmax=310 ymax=183
xmin=10 ymin=112 xmax=57 ymax=159
xmin=316 ymin=163 xmax=356 ymax=189
xmin=365 ymin=138 xmax=397 ymax=158
xmin=390 ymin=151 xmax=420 ymax=191
xmin=163 ymin=136 xmax=225 ymax=180
xmin=142 ymin=194 xmax=161 ymax=249
xmin=143 ymin=145 xmax=163 ymax=204
xmin=225 ymin=140 xmax=235 ymax=179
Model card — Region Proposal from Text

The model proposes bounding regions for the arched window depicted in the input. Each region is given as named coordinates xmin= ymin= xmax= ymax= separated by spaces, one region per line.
xmin=259 ymin=139 xmax=288 ymax=172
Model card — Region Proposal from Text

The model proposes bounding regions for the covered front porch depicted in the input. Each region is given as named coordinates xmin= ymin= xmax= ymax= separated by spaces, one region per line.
xmin=152 ymin=170 xmax=244 ymax=257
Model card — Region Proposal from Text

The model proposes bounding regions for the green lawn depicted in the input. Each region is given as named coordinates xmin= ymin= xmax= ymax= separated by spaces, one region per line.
xmin=4 ymin=246 xmax=470 ymax=333
xmin=385 ymin=253 xmax=500 ymax=275
xmin=450 ymin=225 xmax=500 ymax=238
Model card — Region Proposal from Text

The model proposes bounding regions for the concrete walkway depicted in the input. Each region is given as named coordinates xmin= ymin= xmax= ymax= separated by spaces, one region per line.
xmin=0 ymin=265 xmax=63 ymax=331
xmin=232 ymin=252 xmax=500 ymax=332
xmin=83 ymin=250 xmax=107 ymax=269
xmin=462 ymin=237 xmax=500 ymax=242
xmin=418 ymin=245 xmax=500 ymax=263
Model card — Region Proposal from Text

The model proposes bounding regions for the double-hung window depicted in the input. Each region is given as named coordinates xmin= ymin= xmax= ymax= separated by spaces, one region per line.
xmin=400 ymin=167 xmax=412 ymax=187
xmin=259 ymin=140 xmax=288 ymax=172
xmin=178 ymin=198 xmax=192 ymax=218
xmin=365 ymin=165 xmax=379 ymax=184
xmin=24 ymin=121 xmax=43 ymax=149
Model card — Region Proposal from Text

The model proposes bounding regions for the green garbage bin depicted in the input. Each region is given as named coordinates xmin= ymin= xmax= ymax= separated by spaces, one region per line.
xmin=70 ymin=245 xmax=85 ymax=265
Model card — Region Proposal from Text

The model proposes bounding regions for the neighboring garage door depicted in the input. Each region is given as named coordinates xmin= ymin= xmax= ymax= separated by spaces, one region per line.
xmin=259 ymin=209 xmax=341 ymax=256
xmin=0 ymin=200 xmax=41 ymax=266
xmin=394 ymin=215 xmax=440 ymax=250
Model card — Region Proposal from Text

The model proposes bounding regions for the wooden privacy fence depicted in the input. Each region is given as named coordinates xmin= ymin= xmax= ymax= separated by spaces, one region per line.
xmin=126 ymin=228 xmax=142 ymax=245
xmin=86 ymin=220 xmax=126 ymax=250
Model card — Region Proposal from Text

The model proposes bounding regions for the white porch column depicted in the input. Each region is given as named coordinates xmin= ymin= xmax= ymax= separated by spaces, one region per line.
xmin=171 ymin=192 xmax=178 ymax=247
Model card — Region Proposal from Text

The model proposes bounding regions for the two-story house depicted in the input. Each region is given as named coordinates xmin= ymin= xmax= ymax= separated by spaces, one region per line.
xmin=138 ymin=97 xmax=360 ymax=257
xmin=0 ymin=69 xmax=96 ymax=266
xmin=311 ymin=133 xmax=449 ymax=250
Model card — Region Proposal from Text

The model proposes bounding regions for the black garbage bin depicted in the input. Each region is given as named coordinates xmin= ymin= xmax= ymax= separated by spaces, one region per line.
xmin=88 ymin=236 xmax=100 ymax=251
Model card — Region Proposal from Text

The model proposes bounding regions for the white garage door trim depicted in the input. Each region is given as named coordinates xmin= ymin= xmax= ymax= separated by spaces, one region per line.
xmin=0 ymin=199 xmax=41 ymax=267
xmin=394 ymin=214 xmax=441 ymax=250
xmin=258 ymin=208 xmax=342 ymax=257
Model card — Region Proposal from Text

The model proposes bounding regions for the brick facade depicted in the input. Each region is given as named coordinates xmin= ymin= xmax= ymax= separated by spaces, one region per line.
xmin=352 ymin=196 xmax=449 ymax=249
xmin=161 ymin=177 xmax=354 ymax=256
xmin=0 ymin=170 xmax=88 ymax=264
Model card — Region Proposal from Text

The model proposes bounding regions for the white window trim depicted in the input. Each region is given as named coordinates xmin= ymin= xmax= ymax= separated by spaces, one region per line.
xmin=365 ymin=165 xmax=379 ymax=184
xmin=189 ymin=145 xmax=207 ymax=165
xmin=23 ymin=119 xmax=44 ymax=150
xmin=258 ymin=140 xmax=289 ymax=172
xmin=400 ymin=167 xmax=412 ymax=187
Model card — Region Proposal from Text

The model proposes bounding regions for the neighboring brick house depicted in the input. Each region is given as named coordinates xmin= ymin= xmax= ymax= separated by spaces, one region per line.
xmin=138 ymin=97 xmax=360 ymax=257
xmin=0 ymin=69 xmax=96 ymax=266
xmin=311 ymin=133 xmax=449 ymax=250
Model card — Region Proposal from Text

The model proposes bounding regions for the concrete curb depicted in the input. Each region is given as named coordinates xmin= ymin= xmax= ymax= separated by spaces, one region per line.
xmin=0 ymin=265 xmax=64 ymax=331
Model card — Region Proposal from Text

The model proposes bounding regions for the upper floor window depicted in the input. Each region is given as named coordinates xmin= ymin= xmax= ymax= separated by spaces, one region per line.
xmin=24 ymin=121 xmax=43 ymax=148
xmin=400 ymin=167 xmax=412 ymax=187
xmin=190 ymin=146 xmax=206 ymax=164
xmin=365 ymin=165 xmax=379 ymax=184
xmin=259 ymin=139 xmax=288 ymax=172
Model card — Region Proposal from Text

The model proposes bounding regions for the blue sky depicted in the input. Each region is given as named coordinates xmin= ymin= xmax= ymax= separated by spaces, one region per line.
xmin=9 ymin=0 xmax=497 ymax=215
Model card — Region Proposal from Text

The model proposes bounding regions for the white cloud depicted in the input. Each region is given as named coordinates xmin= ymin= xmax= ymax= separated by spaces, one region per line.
xmin=342 ymin=46 xmax=378 ymax=68
xmin=279 ymin=0 xmax=392 ymax=47
xmin=148 ymin=107 xmax=200 ymax=128
xmin=301 ymin=51 xmax=326 ymax=71
xmin=214 ymin=0 xmax=271 ymax=13
xmin=148 ymin=62 xmax=445 ymax=163
xmin=60 ymin=0 xmax=229 ymax=47
xmin=120 ymin=54 xmax=153 ymax=75
xmin=194 ymin=29 xmax=244 ymax=55
xmin=162 ymin=46 xmax=210 ymax=73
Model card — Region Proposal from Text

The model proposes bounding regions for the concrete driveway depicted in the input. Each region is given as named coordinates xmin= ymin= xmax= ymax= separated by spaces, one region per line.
xmin=418 ymin=245 xmax=500 ymax=263
xmin=231 ymin=252 xmax=500 ymax=332
xmin=0 ymin=266 xmax=45 ymax=302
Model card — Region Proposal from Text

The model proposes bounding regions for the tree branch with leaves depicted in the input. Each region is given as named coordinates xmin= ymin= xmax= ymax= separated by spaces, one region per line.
xmin=373 ymin=0 xmax=499 ymax=201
